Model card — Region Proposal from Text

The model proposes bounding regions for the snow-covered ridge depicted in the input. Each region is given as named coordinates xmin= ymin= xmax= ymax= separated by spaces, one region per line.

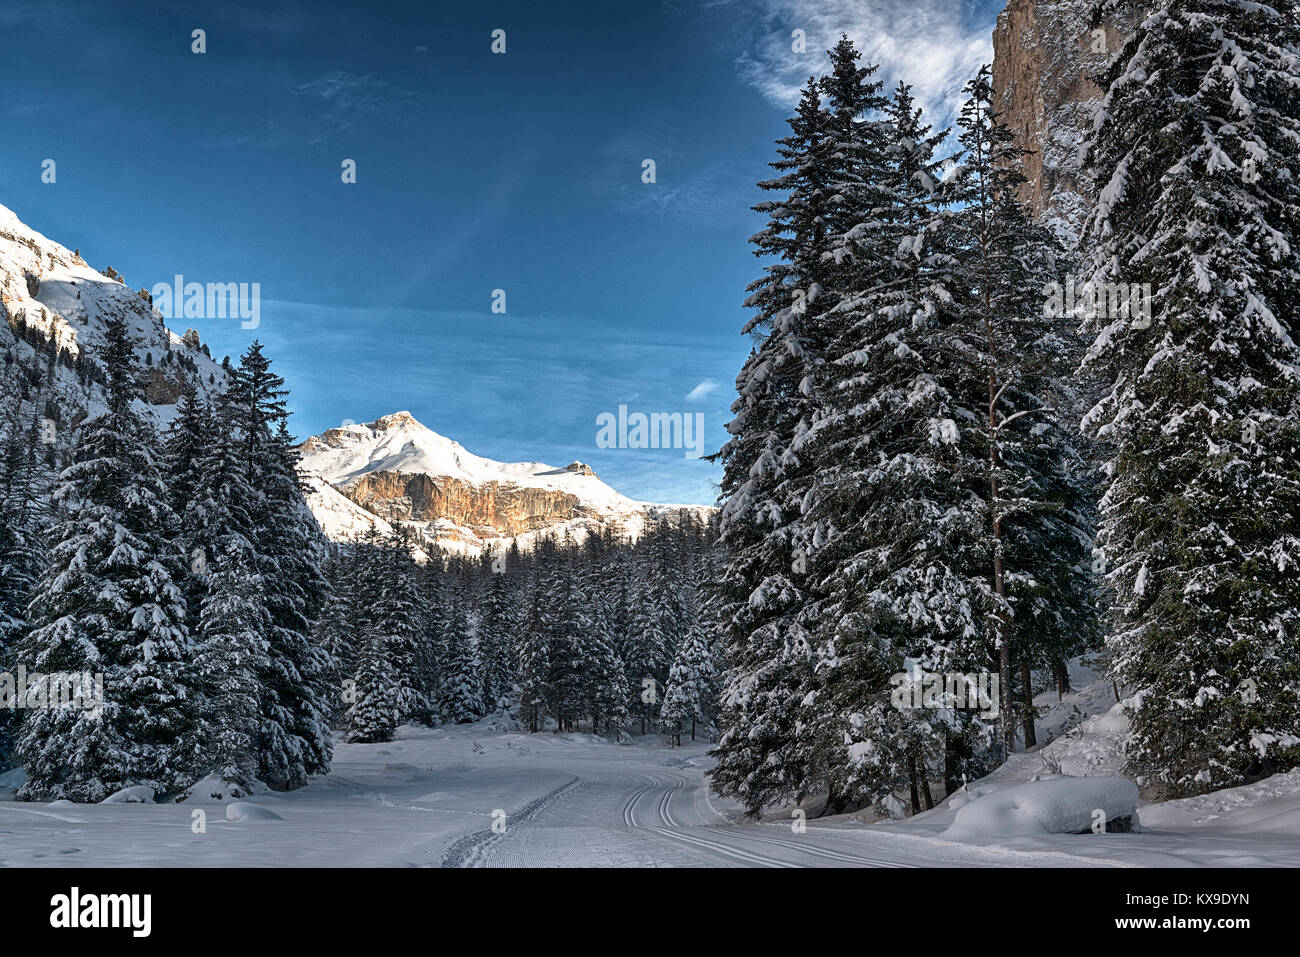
xmin=298 ymin=411 xmax=713 ymax=553
xmin=0 ymin=201 xmax=227 ymax=425
xmin=302 ymin=411 xmax=670 ymax=510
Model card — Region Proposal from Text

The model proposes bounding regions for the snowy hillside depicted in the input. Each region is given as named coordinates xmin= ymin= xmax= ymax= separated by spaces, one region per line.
xmin=298 ymin=411 xmax=714 ymax=553
xmin=0 ymin=201 xmax=227 ymax=428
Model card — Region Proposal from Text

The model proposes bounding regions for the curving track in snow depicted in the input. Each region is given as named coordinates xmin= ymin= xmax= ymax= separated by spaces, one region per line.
xmin=456 ymin=760 xmax=932 ymax=868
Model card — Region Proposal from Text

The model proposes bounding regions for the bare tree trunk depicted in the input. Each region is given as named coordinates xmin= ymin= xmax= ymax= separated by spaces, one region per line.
xmin=823 ymin=787 xmax=846 ymax=817
xmin=919 ymin=767 xmax=934 ymax=811
xmin=1054 ymin=658 xmax=1070 ymax=699
xmin=690 ymin=715 xmax=696 ymax=742
xmin=907 ymin=754 xmax=921 ymax=816
xmin=1020 ymin=658 xmax=1037 ymax=748
xmin=943 ymin=733 xmax=962 ymax=797
xmin=990 ymin=384 xmax=1014 ymax=761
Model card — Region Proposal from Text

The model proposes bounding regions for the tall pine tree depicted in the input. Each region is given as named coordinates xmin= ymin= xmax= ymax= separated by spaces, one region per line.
xmin=17 ymin=315 xmax=199 ymax=801
xmin=1080 ymin=0 xmax=1300 ymax=794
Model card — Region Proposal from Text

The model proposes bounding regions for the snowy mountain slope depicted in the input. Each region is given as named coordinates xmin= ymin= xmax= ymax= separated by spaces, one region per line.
xmin=302 ymin=473 xmax=400 ymax=541
xmin=0 ymin=201 xmax=227 ymax=428
xmin=298 ymin=411 xmax=714 ymax=553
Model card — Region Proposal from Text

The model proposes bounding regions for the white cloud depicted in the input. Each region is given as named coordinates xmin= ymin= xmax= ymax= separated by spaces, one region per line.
xmin=686 ymin=379 xmax=720 ymax=401
xmin=726 ymin=0 xmax=998 ymax=127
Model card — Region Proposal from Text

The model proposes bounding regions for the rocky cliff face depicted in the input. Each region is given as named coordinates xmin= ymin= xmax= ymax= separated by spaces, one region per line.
xmin=345 ymin=470 xmax=587 ymax=538
xmin=992 ymin=0 xmax=1136 ymax=242
xmin=322 ymin=467 xmax=705 ymax=553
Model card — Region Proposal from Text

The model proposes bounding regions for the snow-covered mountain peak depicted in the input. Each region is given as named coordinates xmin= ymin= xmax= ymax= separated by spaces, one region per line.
xmin=298 ymin=410 xmax=632 ymax=506
xmin=297 ymin=411 xmax=713 ymax=554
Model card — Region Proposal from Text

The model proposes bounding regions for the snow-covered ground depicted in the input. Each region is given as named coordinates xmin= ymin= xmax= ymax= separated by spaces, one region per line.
xmin=3 ymin=696 xmax=1298 ymax=867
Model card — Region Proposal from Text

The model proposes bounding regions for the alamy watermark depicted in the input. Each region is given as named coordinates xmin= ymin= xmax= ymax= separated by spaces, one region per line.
xmin=150 ymin=274 xmax=260 ymax=329
xmin=1 ymin=666 xmax=104 ymax=717
xmin=1043 ymin=276 xmax=1152 ymax=329
xmin=890 ymin=664 xmax=999 ymax=718
xmin=596 ymin=405 xmax=706 ymax=459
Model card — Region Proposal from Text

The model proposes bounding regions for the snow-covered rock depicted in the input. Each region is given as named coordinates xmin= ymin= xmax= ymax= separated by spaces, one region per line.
xmin=100 ymin=785 xmax=156 ymax=804
xmin=225 ymin=802 xmax=283 ymax=822
xmin=946 ymin=775 xmax=1139 ymax=837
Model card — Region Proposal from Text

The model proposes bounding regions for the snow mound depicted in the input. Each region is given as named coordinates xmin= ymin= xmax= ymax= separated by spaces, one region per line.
xmin=225 ymin=802 xmax=283 ymax=822
xmin=1140 ymin=768 xmax=1300 ymax=832
xmin=101 ymin=785 xmax=156 ymax=804
xmin=172 ymin=774 xmax=264 ymax=804
xmin=0 ymin=766 xmax=27 ymax=795
xmin=945 ymin=775 xmax=1139 ymax=837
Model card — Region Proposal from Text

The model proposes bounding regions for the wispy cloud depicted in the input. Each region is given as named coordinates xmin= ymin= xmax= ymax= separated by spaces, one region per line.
xmin=724 ymin=0 xmax=997 ymax=126
xmin=201 ymin=117 xmax=284 ymax=150
xmin=686 ymin=379 xmax=719 ymax=401
xmin=608 ymin=161 xmax=753 ymax=221
xmin=292 ymin=70 xmax=418 ymax=133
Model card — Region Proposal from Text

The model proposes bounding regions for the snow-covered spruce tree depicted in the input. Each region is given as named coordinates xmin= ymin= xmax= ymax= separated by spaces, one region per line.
xmin=17 ymin=314 xmax=200 ymax=801
xmin=186 ymin=387 xmax=272 ymax=792
xmin=266 ymin=418 xmax=336 ymax=775
xmin=314 ymin=543 xmax=362 ymax=728
xmin=660 ymin=619 xmax=717 ymax=745
xmin=345 ymin=622 xmax=400 ymax=745
xmin=162 ymin=380 xmax=215 ymax=623
xmin=621 ymin=518 xmax=688 ymax=731
xmin=0 ymin=379 xmax=50 ymax=768
xmin=711 ymin=38 xmax=895 ymax=814
xmin=476 ymin=547 xmax=518 ymax=713
xmin=947 ymin=65 xmax=1099 ymax=756
xmin=223 ymin=343 xmax=334 ymax=787
xmin=341 ymin=525 xmax=405 ymax=743
xmin=378 ymin=522 xmax=431 ymax=725
xmin=585 ymin=623 xmax=629 ymax=738
xmin=541 ymin=535 xmax=587 ymax=731
xmin=1080 ymin=0 xmax=1300 ymax=795
xmin=579 ymin=539 xmax=629 ymax=736
xmin=607 ymin=552 xmax=638 ymax=715
xmin=708 ymin=77 xmax=838 ymax=809
xmin=194 ymin=535 xmax=266 ymax=795
xmin=414 ymin=552 xmax=447 ymax=727
xmin=516 ymin=579 xmax=550 ymax=733
xmin=439 ymin=597 xmax=483 ymax=724
xmin=801 ymin=79 xmax=1002 ymax=813
xmin=0 ymin=386 xmax=48 ymax=644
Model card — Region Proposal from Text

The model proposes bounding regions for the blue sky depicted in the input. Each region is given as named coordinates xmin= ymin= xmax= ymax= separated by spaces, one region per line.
xmin=0 ymin=0 xmax=999 ymax=504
